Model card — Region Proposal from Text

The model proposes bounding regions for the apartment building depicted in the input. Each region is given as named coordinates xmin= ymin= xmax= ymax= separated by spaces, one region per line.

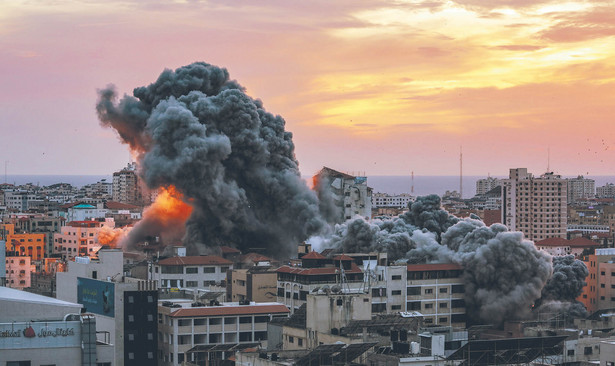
xmin=567 ymin=176 xmax=595 ymax=203
xmin=151 ymin=255 xmax=233 ymax=289
xmin=5 ymin=232 xmax=46 ymax=261
xmin=372 ymin=193 xmax=414 ymax=209
xmin=313 ymin=166 xmax=372 ymax=221
xmin=276 ymin=252 xmax=365 ymax=311
xmin=4 ymin=254 xmax=34 ymax=290
xmin=535 ymin=237 xmax=599 ymax=258
xmin=476 ymin=177 xmax=501 ymax=196
xmin=227 ymin=265 xmax=278 ymax=302
xmin=158 ymin=300 xmax=289 ymax=365
xmin=597 ymin=183 xmax=615 ymax=198
xmin=112 ymin=162 xmax=143 ymax=205
xmin=502 ymin=168 xmax=567 ymax=241
xmin=53 ymin=218 xmax=116 ymax=260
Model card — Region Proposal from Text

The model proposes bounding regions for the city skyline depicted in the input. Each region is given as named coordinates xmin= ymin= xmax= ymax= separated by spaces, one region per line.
xmin=2 ymin=1 xmax=615 ymax=176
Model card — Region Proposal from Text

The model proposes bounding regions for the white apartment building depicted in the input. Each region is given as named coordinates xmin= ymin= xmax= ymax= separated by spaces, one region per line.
xmin=53 ymin=218 xmax=116 ymax=259
xmin=372 ymin=193 xmax=414 ymax=208
xmin=502 ymin=168 xmax=567 ymax=241
xmin=158 ymin=300 xmax=289 ymax=365
xmin=476 ymin=177 xmax=500 ymax=196
xmin=567 ymin=176 xmax=595 ymax=203
xmin=4 ymin=190 xmax=40 ymax=211
xmin=151 ymin=255 xmax=233 ymax=289
xmin=597 ymin=183 xmax=615 ymax=198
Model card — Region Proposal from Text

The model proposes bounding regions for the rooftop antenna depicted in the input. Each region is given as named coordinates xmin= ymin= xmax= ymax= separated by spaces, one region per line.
xmin=460 ymin=146 xmax=463 ymax=199
xmin=411 ymin=171 xmax=414 ymax=194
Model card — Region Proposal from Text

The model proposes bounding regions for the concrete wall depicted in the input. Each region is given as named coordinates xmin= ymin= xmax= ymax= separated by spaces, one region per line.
xmin=306 ymin=293 xmax=371 ymax=334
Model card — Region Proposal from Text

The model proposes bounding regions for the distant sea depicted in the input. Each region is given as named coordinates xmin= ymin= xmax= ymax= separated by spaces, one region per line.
xmin=4 ymin=174 xmax=615 ymax=199
xmin=3 ymin=175 xmax=113 ymax=188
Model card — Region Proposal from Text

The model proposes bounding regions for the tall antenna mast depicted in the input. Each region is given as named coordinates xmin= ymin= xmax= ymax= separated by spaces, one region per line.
xmin=460 ymin=146 xmax=463 ymax=198
xmin=411 ymin=171 xmax=414 ymax=194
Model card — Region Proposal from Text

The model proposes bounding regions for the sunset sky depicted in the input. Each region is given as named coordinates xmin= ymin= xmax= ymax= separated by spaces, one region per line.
xmin=1 ymin=0 xmax=614 ymax=177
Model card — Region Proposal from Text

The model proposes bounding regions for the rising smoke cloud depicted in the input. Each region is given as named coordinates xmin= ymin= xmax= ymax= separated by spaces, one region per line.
xmin=97 ymin=62 xmax=328 ymax=257
xmin=321 ymin=196 xmax=585 ymax=325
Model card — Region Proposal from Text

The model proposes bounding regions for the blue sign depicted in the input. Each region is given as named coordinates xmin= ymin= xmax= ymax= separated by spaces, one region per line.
xmin=77 ymin=277 xmax=115 ymax=317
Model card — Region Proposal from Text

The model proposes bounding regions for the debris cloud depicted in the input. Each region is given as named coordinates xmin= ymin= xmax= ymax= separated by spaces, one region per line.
xmin=98 ymin=62 xmax=327 ymax=256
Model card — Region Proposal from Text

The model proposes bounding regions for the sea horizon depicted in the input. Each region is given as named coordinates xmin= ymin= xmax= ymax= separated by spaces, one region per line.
xmin=3 ymin=174 xmax=615 ymax=200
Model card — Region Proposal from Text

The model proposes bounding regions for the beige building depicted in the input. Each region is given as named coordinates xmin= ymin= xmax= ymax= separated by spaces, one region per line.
xmin=476 ymin=177 xmax=500 ymax=196
xmin=502 ymin=168 xmax=567 ymax=241
xmin=112 ymin=162 xmax=143 ymax=205
xmin=227 ymin=266 xmax=278 ymax=302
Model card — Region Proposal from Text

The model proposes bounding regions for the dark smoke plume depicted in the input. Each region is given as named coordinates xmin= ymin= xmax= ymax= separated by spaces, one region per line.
xmin=536 ymin=255 xmax=589 ymax=318
xmin=97 ymin=62 xmax=327 ymax=257
xmin=323 ymin=199 xmax=556 ymax=325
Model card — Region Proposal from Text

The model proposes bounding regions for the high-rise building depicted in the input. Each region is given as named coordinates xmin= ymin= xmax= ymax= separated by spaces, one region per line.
xmin=567 ymin=175 xmax=595 ymax=203
xmin=112 ymin=162 xmax=143 ymax=205
xmin=313 ymin=167 xmax=372 ymax=222
xmin=475 ymin=177 xmax=500 ymax=196
xmin=501 ymin=168 xmax=567 ymax=242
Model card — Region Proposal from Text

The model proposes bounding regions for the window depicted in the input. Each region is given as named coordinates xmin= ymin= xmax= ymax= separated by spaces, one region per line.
xmin=298 ymin=338 xmax=303 ymax=346
xmin=406 ymin=286 xmax=421 ymax=296
xmin=425 ymin=289 xmax=433 ymax=294
xmin=452 ymin=285 xmax=465 ymax=293
xmin=391 ymin=290 xmax=402 ymax=296
xmin=203 ymin=267 xmax=215 ymax=273
xmin=186 ymin=267 xmax=198 ymax=274
xmin=391 ymin=275 xmax=402 ymax=280
xmin=225 ymin=317 xmax=237 ymax=324
xmin=440 ymin=287 xmax=448 ymax=293
xmin=424 ymin=303 xmax=433 ymax=309
xmin=440 ymin=302 xmax=448 ymax=308
xmin=289 ymin=336 xmax=294 ymax=343
xmin=239 ymin=316 xmax=252 ymax=324
xmin=451 ymin=299 xmax=465 ymax=308
xmin=392 ymin=305 xmax=401 ymax=310
xmin=128 ymin=315 xmax=134 ymax=322
xmin=186 ymin=281 xmax=198 ymax=287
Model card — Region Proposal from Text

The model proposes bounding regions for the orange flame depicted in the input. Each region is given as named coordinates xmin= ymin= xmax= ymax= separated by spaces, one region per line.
xmin=145 ymin=185 xmax=193 ymax=224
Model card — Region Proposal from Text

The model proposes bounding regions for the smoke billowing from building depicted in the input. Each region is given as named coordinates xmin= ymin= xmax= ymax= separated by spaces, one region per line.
xmin=323 ymin=195 xmax=588 ymax=325
xmin=97 ymin=62 xmax=588 ymax=326
xmin=97 ymin=62 xmax=327 ymax=256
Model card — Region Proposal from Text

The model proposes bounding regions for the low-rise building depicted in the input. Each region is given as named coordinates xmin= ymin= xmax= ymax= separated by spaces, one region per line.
xmin=151 ymin=255 xmax=233 ymax=289
xmin=158 ymin=300 xmax=290 ymax=366
xmin=4 ymin=254 xmax=34 ymax=290
xmin=0 ymin=286 xmax=114 ymax=366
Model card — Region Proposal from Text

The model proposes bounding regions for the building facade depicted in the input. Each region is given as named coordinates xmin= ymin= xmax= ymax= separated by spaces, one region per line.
xmin=151 ymin=255 xmax=233 ymax=289
xmin=476 ymin=177 xmax=501 ymax=196
xmin=567 ymin=176 xmax=595 ymax=203
xmin=53 ymin=218 xmax=115 ymax=260
xmin=502 ymin=168 xmax=567 ymax=241
xmin=112 ymin=163 xmax=143 ymax=205
xmin=158 ymin=300 xmax=289 ymax=366
xmin=313 ymin=167 xmax=372 ymax=221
